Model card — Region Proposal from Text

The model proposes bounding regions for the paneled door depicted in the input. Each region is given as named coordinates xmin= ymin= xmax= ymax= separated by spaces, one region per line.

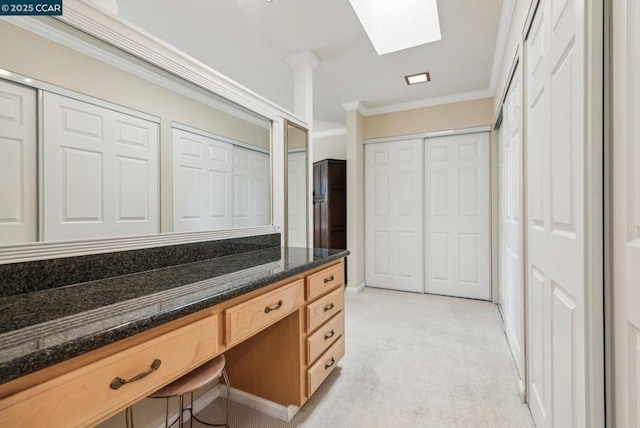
xmin=364 ymin=139 xmax=423 ymax=293
xmin=0 ymin=79 xmax=36 ymax=244
xmin=172 ymin=127 xmax=233 ymax=231
xmin=525 ymin=0 xmax=587 ymax=426
xmin=287 ymin=150 xmax=307 ymax=247
xmin=232 ymin=146 xmax=270 ymax=227
xmin=43 ymin=92 xmax=159 ymax=241
xmin=424 ymin=133 xmax=491 ymax=300
xmin=498 ymin=65 xmax=525 ymax=380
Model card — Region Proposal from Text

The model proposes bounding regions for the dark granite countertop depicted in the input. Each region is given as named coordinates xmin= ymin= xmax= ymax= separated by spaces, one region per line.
xmin=0 ymin=246 xmax=349 ymax=385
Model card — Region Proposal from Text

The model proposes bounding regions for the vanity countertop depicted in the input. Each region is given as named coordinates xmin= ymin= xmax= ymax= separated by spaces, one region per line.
xmin=0 ymin=246 xmax=349 ymax=385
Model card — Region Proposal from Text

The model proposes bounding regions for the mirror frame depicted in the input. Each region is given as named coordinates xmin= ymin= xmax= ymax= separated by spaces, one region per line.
xmin=0 ymin=0 xmax=309 ymax=263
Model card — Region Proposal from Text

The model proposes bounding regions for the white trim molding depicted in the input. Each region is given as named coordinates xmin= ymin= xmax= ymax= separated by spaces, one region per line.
xmin=363 ymin=125 xmax=492 ymax=145
xmin=313 ymin=128 xmax=347 ymax=138
xmin=362 ymin=89 xmax=493 ymax=116
xmin=227 ymin=387 xmax=300 ymax=422
xmin=346 ymin=283 xmax=366 ymax=294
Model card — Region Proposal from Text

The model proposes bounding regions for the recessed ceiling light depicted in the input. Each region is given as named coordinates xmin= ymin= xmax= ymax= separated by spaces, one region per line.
xmin=405 ymin=72 xmax=431 ymax=85
xmin=348 ymin=0 xmax=441 ymax=55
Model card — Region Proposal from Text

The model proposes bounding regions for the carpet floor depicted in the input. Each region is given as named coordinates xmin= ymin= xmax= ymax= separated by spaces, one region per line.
xmin=193 ymin=287 xmax=535 ymax=428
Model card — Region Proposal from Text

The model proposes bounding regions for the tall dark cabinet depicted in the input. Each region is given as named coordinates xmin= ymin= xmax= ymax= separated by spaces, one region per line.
xmin=313 ymin=159 xmax=347 ymax=250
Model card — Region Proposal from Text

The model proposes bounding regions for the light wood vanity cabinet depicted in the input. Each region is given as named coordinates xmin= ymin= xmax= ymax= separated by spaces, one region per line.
xmin=0 ymin=315 xmax=219 ymax=427
xmin=0 ymin=258 xmax=346 ymax=426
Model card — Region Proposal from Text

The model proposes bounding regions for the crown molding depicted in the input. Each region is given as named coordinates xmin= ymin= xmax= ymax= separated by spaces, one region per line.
xmin=313 ymin=128 xmax=347 ymax=138
xmin=341 ymin=101 xmax=365 ymax=113
xmin=361 ymin=89 xmax=493 ymax=117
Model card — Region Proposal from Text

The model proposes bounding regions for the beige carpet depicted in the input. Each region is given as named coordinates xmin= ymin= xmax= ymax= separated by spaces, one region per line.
xmin=193 ymin=287 xmax=535 ymax=428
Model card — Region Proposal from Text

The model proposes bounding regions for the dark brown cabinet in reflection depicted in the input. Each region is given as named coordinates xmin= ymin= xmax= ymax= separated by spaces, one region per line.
xmin=313 ymin=159 xmax=347 ymax=250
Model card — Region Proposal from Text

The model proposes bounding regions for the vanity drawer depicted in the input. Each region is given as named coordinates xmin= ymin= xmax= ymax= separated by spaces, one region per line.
xmin=306 ymin=262 xmax=344 ymax=300
xmin=306 ymin=311 xmax=344 ymax=365
xmin=307 ymin=335 xmax=345 ymax=397
xmin=0 ymin=315 xmax=218 ymax=427
xmin=306 ymin=286 xmax=344 ymax=333
xmin=225 ymin=279 xmax=304 ymax=346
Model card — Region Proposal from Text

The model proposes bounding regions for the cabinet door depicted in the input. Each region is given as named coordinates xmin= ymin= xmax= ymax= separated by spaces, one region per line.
xmin=172 ymin=128 xmax=233 ymax=231
xmin=43 ymin=93 xmax=159 ymax=241
xmin=0 ymin=79 xmax=37 ymax=244
xmin=365 ymin=139 xmax=423 ymax=293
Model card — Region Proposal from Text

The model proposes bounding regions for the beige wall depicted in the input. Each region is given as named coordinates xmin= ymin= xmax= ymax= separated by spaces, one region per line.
xmin=363 ymin=97 xmax=494 ymax=140
xmin=345 ymin=110 xmax=365 ymax=289
xmin=0 ymin=21 xmax=270 ymax=233
xmin=313 ymin=134 xmax=346 ymax=162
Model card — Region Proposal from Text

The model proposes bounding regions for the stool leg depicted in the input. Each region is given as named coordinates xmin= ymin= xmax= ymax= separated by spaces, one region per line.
xmin=164 ymin=398 xmax=169 ymax=428
xmin=125 ymin=405 xmax=134 ymax=428
xmin=222 ymin=368 xmax=231 ymax=428
xmin=179 ymin=394 xmax=184 ymax=427
xmin=190 ymin=391 xmax=194 ymax=428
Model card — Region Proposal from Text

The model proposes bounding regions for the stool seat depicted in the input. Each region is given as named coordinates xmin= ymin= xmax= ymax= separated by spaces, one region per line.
xmin=150 ymin=354 xmax=226 ymax=398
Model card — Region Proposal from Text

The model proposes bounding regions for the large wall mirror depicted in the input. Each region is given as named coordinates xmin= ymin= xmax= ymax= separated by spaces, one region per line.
xmin=0 ymin=18 xmax=273 ymax=245
xmin=284 ymin=121 xmax=309 ymax=248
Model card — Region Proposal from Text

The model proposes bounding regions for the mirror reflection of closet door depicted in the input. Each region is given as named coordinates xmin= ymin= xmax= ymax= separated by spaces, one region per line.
xmin=284 ymin=121 xmax=309 ymax=248
xmin=0 ymin=79 xmax=37 ymax=244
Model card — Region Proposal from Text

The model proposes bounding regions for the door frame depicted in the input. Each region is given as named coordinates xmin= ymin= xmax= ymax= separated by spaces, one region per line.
xmin=521 ymin=0 xmax=605 ymax=425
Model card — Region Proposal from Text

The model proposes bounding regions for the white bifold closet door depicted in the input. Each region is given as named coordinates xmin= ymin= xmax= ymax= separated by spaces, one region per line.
xmin=0 ymin=79 xmax=37 ymax=244
xmin=525 ymin=0 xmax=587 ymax=426
xmin=498 ymin=64 xmax=525 ymax=380
xmin=232 ymin=145 xmax=270 ymax=228
xmin=365 ymin=139 xmax=423 ymax=293
xmin=173 ymin=128 xmax=233 ymax=231
xmin=424 ymin=133 xmax=491 ymax=300
xmin=43 ymin=92 xmax=159 ymax=241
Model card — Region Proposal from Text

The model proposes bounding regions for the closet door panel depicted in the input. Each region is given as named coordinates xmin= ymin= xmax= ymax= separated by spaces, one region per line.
xmin=365 ymin=139 xmax=423 ymax=293
xmin=0 ymin=80 xmax=37 ymax=243
xmin=232 ymin=146 xmax=270 ymax=228
xmin=173 ymin=128 xmax=233 ymax=231
xmin=44 ymin=93 xmax=159 ymax=241
xmin=425 ymin=133 xmax=490 ymax=300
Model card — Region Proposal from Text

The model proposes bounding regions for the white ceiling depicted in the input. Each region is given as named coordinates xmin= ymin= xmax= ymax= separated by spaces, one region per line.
xmin=117 ymin=0 xmax=505 ymax=131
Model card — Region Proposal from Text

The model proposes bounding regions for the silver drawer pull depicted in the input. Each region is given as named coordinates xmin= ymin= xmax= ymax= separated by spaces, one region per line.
xmin=324 ymin=302 xmax=335 ymax=312
xmin=325 ymin=357 xmax=336 ymax=369
xmin=324 ymin=275 xmax=335 ymax=284
xmin=110 ymin=359 xmax=161 ymax=390
xmin=264 ymin=300 xmax=283 ymax=313
xmin=324 ymin=329 xmax=335 ymax=340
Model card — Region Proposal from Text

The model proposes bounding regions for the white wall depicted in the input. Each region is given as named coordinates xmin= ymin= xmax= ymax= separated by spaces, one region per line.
xmin=313 ymin=134 xmax=346 ymax=162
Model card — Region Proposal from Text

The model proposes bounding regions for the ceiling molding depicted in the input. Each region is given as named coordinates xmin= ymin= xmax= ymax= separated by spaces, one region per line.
xmin=361 ymin=88 xmax=493 ymax=117
xmin=341 ymin=101 xmax=365 ymax=113
xmin=488 ymin=0 xmax=516 ymax=94
xmin=313 ymin=128 xmax=347 ymax=138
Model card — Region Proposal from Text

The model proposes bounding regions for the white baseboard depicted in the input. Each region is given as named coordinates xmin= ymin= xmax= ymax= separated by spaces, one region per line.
xmin=227 ymin=387 xmax=300 ymax=422
xmin=154 ymin=384 xmax=225 ymax=428
xmin=345 ymin=282 xmax=366 ymax=294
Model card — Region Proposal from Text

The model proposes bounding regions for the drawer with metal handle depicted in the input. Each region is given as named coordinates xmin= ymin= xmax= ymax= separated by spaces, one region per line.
xmin=225 ymin=279 xmax=304 ymax=346
xmin=306 ymin=286 xmax=344 ymax=333
xmin=306 ymin=335 xmax=345 ymax=397
xmin=306 ymin=310 xmax=344 ymax=365
xmin=0 ymin=315 xmax=218 ymax=427
xmin=305 ymin=262 xmax=344 ymax=300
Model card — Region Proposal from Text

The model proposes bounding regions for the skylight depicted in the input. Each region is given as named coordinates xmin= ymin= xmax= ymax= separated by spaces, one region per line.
xmin=348 ymin=0 xmax=442 ymax=56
